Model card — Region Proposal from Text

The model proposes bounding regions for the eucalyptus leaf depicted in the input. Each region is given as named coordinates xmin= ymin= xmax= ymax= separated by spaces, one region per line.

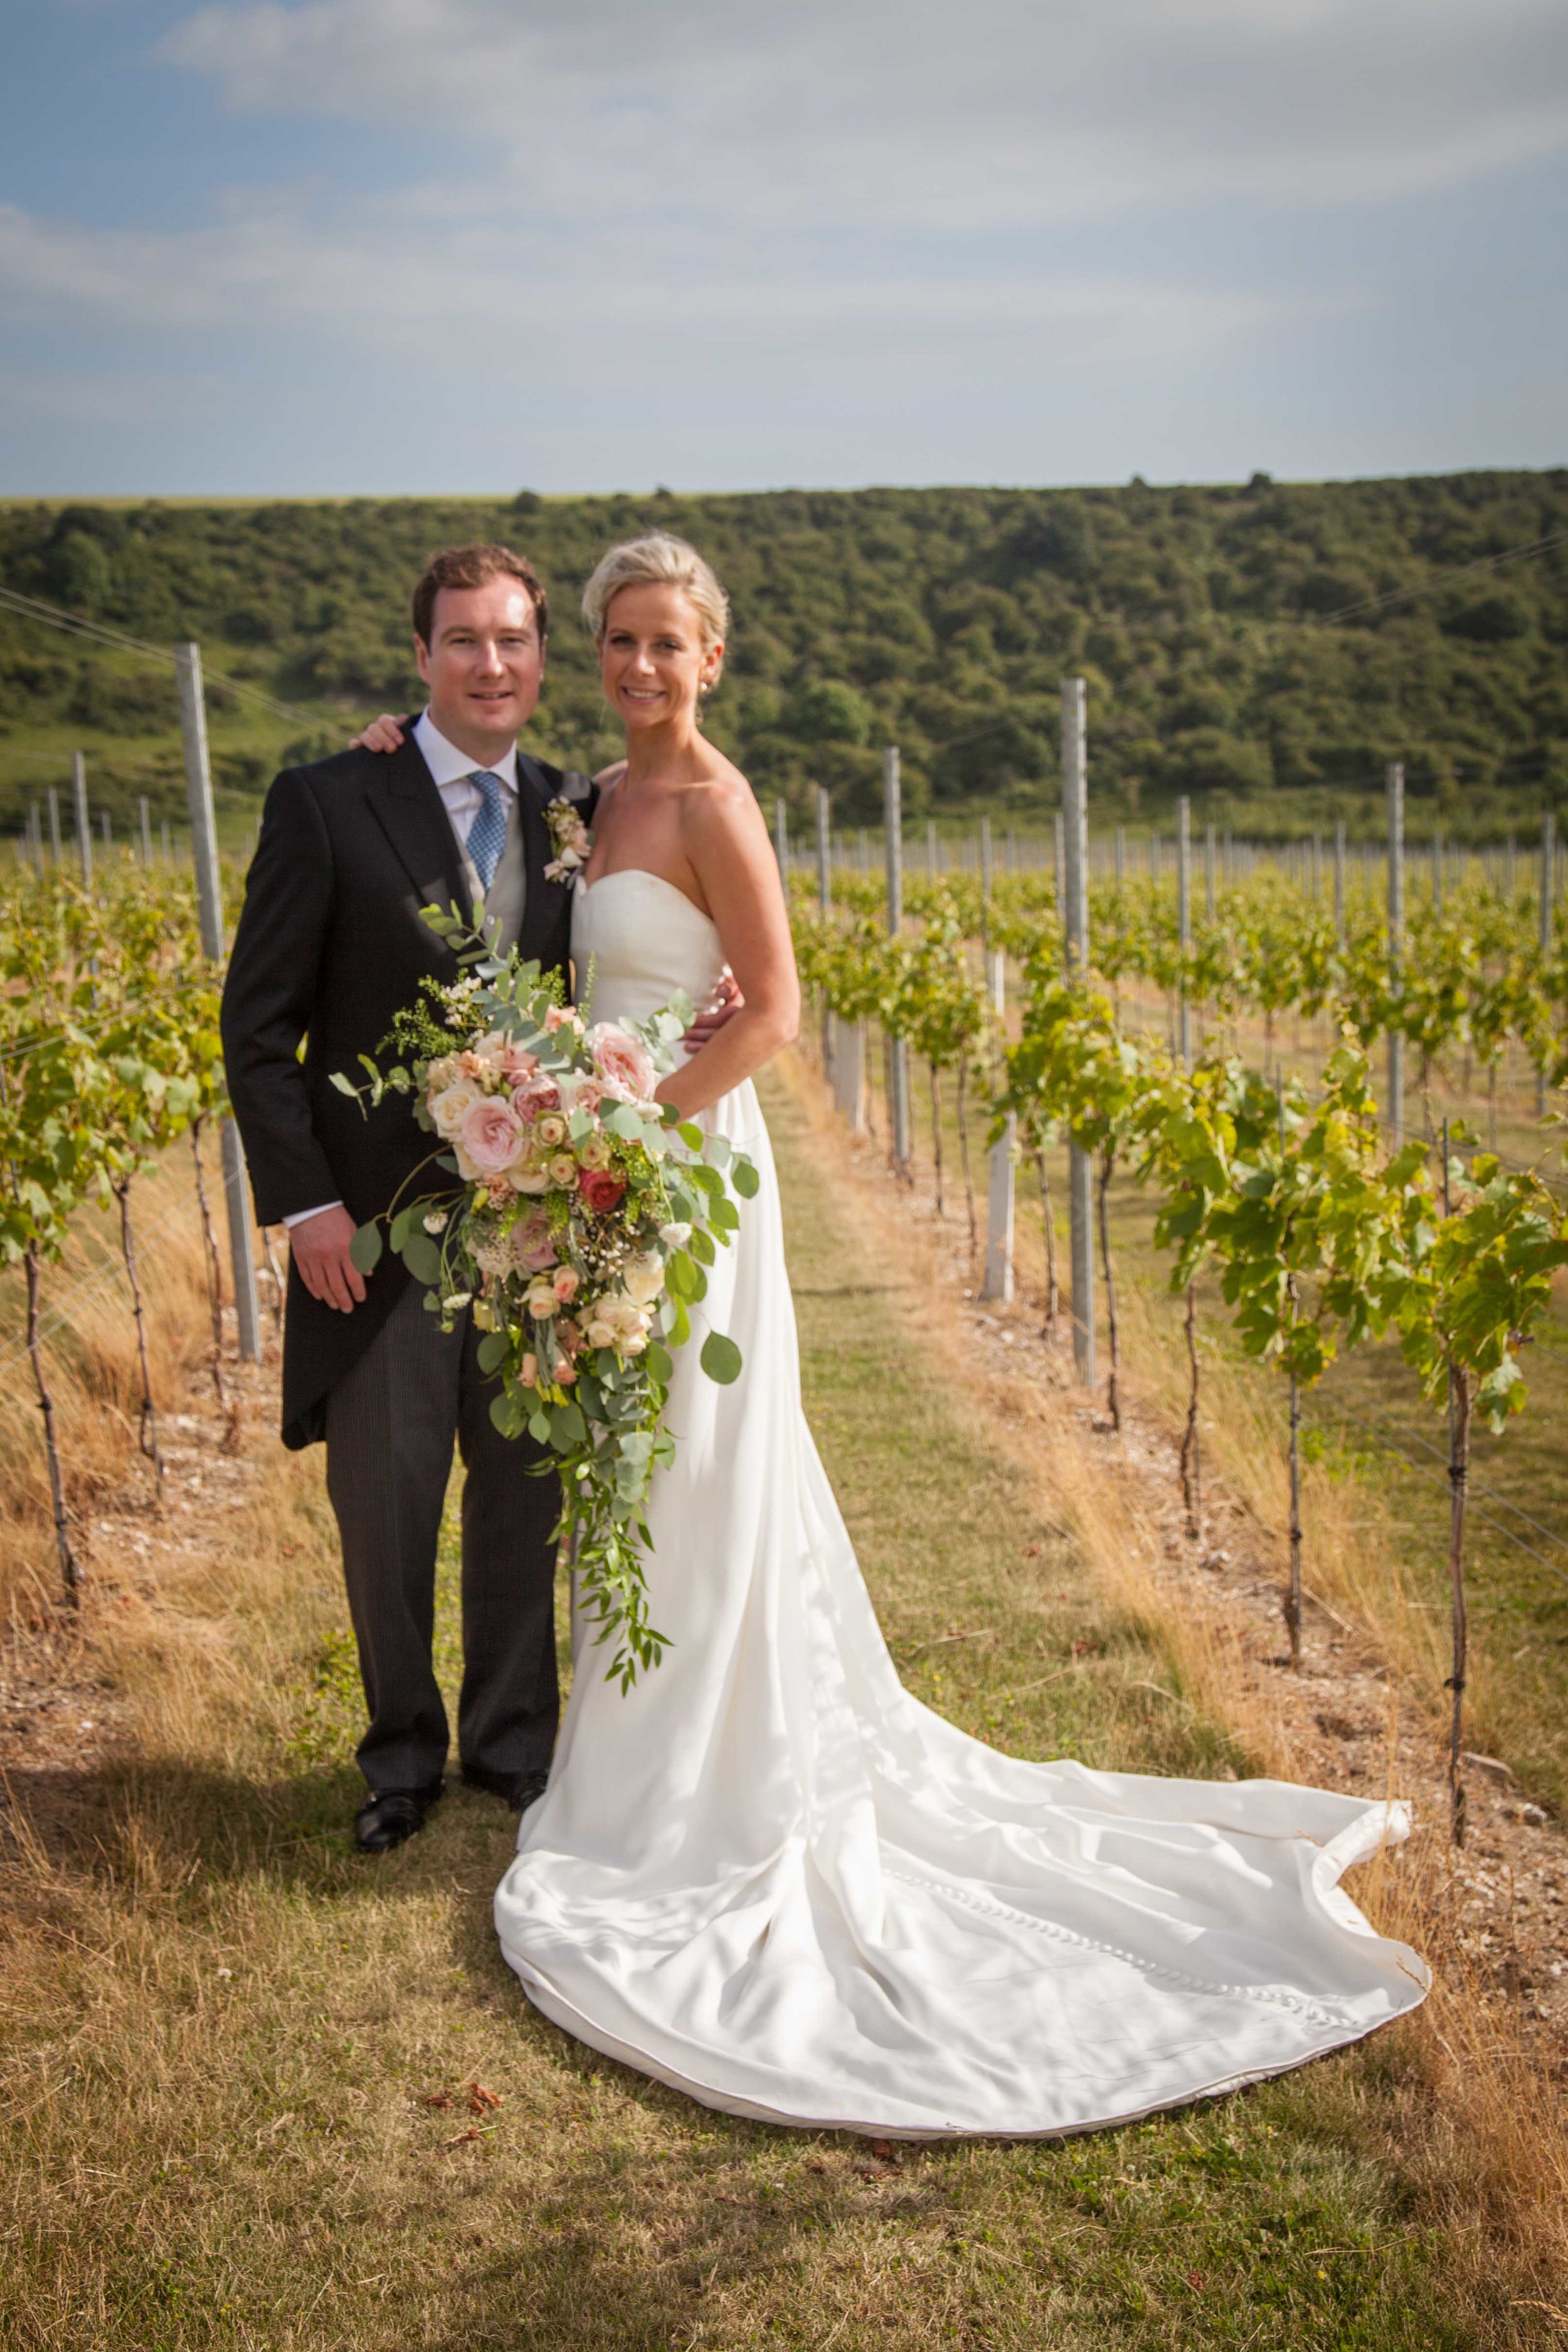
xmin=551 ymin=1402 xmax=587 ymax=1447
xmin=400 ymin=1232 xmax=443 ymax=1285
xmin=699 ymin=1331 xmax=743 ymax=1385
xmin=349 ymin=1221 xmax=383 ymax=1274
xmin=490 ymin=1393 xmax=526 ymax=1438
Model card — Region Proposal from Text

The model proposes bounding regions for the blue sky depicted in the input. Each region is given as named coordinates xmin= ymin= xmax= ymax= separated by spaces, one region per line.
xmin=3 ymin=0 xmax=1566 ymax=496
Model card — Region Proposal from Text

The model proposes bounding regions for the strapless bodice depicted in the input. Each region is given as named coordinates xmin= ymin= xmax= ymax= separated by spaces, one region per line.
xmin=572 ymin=870 xmax=725 ymax=1031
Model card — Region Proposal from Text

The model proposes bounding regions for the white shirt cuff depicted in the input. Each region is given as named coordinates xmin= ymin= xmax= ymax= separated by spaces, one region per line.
xmin=282 ymin=1200 xmax=343 ymax=1230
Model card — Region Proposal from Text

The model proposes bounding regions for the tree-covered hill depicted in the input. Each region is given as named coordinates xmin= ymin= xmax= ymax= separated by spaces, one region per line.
xmin=3 ymin=470 xmax=1565 ymax=839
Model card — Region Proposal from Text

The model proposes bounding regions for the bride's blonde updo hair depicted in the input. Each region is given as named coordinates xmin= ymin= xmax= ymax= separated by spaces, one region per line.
xmin=581 ymin=534 xmax=731 ymax=691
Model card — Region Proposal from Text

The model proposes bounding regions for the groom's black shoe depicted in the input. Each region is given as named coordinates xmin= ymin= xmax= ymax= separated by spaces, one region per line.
xmin=354 ymin=1781 xmax=443 ymax=1854
xmin=461 ymin=1763 xmax=549 ymax=1814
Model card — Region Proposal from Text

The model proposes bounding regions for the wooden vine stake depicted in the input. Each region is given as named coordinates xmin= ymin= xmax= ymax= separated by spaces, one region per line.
xmin=1034 ymin=1149 xmax=1059 ymax=1336
xmin=24 ymin=1240 xmax=79 ymax=1604
xmin=1277 ymin=1070 xmax=1303 ymax=1669
xmin=0 ymin=1060 xmax=80 ymax=1604
xmin=1439 ymin=1122 xmax=1470 ymax=1844
xmin=1179 ymin=1279 xmax=1201 ymax=1540
xmin=1096 ymin=1149 xmax=1121 ymax=1431
xmin=114 ymin=1175 xmax=165 ymax=1497
xmin=191 ymin=1115 xmax=230 ymax=1414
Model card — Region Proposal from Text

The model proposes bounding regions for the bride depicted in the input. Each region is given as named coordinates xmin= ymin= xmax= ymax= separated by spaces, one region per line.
xmin=364 ymin=530 xmax=1428 ymax=2139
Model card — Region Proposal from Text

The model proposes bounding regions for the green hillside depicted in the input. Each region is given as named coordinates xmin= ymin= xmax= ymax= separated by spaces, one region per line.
xmin=2 ymin=471 xmax=1565 ymax=841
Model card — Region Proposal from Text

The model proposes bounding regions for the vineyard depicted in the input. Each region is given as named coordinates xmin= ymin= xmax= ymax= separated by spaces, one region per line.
xmin=4 ymin=788 xmax=1566 ymax=1835
xmin=3 ymin=762 xmax=1568 ymax=2343
xmin=787 ymin=808 xmax=1568 ymax=1840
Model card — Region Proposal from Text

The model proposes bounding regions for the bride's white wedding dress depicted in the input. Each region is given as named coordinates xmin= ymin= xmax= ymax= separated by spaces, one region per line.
xmin=493 ymin=869 xmax=1429 ymax=2138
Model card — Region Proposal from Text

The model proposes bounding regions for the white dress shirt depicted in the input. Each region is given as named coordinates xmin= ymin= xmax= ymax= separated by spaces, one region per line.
xmin=412 ymin=707 xmax=520 ymax=852
xmin=283 ymin=710 xmax=522 ymax=1233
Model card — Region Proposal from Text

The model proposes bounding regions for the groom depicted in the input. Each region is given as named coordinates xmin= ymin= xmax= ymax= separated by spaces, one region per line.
xmin=223 ymin=543 xmax=593 ymax=1852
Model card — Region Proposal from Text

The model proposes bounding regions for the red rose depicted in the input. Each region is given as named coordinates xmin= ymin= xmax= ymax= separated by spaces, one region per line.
xmin=578 ymin=1168 xmax=627 ymax=1215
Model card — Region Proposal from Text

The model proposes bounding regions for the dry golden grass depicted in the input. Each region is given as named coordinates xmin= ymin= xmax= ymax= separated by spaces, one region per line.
xmin=1 ymin=1078 xmax=1565 ymax=2347
xmin=0 ymin=1148 xmax=260 ymax=1626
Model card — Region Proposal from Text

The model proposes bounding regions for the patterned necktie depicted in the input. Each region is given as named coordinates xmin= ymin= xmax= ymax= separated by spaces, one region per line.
xmin=465 ymin=770 xmax=509 ymax=893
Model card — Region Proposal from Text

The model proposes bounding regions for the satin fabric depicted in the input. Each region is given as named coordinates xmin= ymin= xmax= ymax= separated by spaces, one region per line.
xmin=493 ymin=869 xmax=1429 ymax=2138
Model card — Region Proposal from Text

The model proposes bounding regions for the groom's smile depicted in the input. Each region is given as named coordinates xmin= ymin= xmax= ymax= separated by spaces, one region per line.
xmin=415 ymin=577 xmax=546 ymax=766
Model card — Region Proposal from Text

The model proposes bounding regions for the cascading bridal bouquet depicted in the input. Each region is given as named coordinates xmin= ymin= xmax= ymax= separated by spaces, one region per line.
xmin=334 ymin=906 xmax=758 ymax=1689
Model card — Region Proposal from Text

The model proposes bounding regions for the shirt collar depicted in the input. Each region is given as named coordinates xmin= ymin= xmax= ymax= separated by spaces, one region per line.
xmin=413 ymin=708 xmax=519 ymax=794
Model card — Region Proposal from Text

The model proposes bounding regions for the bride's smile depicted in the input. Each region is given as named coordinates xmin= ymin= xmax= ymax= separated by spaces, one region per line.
xmin=600 ymin=581 xmax=723 ymax=740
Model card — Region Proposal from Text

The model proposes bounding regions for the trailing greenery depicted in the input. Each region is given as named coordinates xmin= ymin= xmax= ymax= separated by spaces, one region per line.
xmin=3 ymin=467 xmax=1567 ymax=837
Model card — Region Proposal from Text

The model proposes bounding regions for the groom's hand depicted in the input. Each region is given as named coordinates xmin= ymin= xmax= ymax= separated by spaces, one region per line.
xmin=289 ymin=1205 xmax=368 ymax=1313
xmin=682 ymin=970 xmax=744 ymax=1054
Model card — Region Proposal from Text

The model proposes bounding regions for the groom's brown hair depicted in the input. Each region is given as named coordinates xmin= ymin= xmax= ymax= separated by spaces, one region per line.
xmin=412 ymin=543 xmax=548 ymax=649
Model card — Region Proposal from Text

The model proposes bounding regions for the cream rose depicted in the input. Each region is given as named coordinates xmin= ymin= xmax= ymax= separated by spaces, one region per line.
xmin=620 ymin=1253 xmax=664 ymax=1308
xmin=430 ymin=1077 xmax=484 ymax=1138
xmin=585 ymin=1296 xmax=651 ymax=1352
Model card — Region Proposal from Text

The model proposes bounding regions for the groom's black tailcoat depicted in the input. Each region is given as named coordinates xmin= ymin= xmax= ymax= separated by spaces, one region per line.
xmin=221 ymin=729 xmax=595 ymax=1449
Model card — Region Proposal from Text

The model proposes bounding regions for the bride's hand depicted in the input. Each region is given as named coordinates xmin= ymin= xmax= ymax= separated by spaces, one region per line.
xmin=350 ymin=712 xmax=411 ymax=753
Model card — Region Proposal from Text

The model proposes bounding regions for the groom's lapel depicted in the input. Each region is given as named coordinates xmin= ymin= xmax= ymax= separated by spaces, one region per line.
xmin=365 ymin=733 xmax=471 ymax=926
xmin=515 ymin=753 xmax=570 ymax=964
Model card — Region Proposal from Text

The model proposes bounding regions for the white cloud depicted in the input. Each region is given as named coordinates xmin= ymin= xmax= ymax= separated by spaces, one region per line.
xmin=160 ymin=0 xmax=1568 ymax=229
xmin=0 ymin=195 xmax=1286 ymax=367
xmin=7 ymin=0 xmax=1564 ymax=490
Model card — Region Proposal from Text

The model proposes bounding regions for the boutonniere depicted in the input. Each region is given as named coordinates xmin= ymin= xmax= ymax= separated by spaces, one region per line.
xmin=543 ymin=797 xmax=592 ymax=884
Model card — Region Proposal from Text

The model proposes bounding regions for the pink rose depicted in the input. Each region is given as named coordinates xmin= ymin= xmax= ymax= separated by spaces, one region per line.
xmin=559 ymin=1073 xmax=603 ymax=1117
xmin=512 ymin=1209 xmax=558 ymax=1273
xmin=587 ymin=1023 xmax=656 ymax=1103
xmin=511 ymin=1076 xmax=560 ymax=1120
xmin=579 ymin=1168 xmax=627 ymax=1216
xmin=519 ymin=1351 xmax=539 ymax=1388
xmin=500 ymin=1046 xmax=539 ymax=1084
xmin=458 ymin=1096 xmax=524 ymax=1176
xmin=551 ymin=1266 xmax=579 ymax=1304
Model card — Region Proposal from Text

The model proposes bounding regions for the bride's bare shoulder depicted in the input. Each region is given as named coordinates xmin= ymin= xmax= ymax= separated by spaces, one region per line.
xmin=592 ymin=758 xmax=628 ymax=790
xmin=680 ymin=750 xmax=768 ymax=847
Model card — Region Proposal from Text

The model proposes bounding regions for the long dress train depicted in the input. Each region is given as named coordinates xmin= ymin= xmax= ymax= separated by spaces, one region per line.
xmin=493 ymin=870 xmax=1428 ymax=2139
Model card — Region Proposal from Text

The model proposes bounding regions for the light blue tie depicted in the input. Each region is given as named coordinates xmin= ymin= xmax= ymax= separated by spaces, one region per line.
xmin=465 ymin=770 xmax=508 ymax=893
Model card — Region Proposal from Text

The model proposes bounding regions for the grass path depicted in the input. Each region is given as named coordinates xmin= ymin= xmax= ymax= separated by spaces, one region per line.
xmin=0 ymin=1066 xmax=1552 ymax=2348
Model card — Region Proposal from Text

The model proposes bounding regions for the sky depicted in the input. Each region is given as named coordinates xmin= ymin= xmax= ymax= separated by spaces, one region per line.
xmin=1 ymin=0 xmax=1566 ymax=497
